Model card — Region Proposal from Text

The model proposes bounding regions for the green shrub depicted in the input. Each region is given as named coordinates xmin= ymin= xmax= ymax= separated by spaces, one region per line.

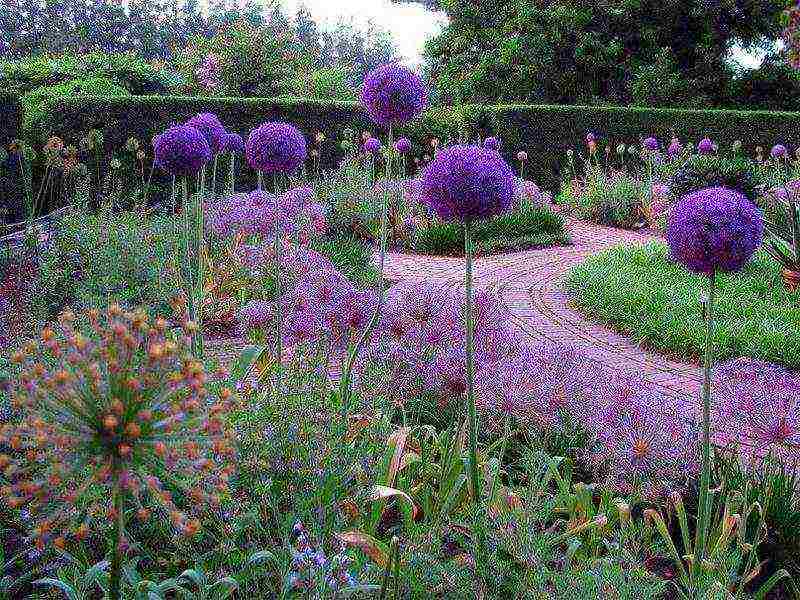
xmin=669 ymin=154 xmax=760 ymax=202
xmin=31 ymin=206 xmax=180 ymax=319
xmin=0 ymin=92 xmax=21 ymax=146
xmin=22 ymin=95 xmax=800 ymax=191
xmin=564 ymin=170 xmax=647 ymax=229
xmin=412 ymin=205 xmax=568 ymax=255
xmin=565 ymin=241 xmax=800 ymax=369
xmin=0 ymin=52 xmax=180 ymax=96
xmin=22 ymin=78 xmax=131 ymax=145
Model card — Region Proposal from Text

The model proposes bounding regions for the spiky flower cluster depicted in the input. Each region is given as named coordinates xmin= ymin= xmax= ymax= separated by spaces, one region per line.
xmin=222 ymin=132 xmax=244 ymax=153
xmin=666 ymin=186 xmax=764 ymax=275
xmin=420 ymin=145 xmax=516 ymax=223
xmin=207 ymin=187 xmax=327 ymax=243
xmin=185 ymin=113 xmax=227 ymax=155
xmin=713 ymin=358 xmax=800 ymax=465
xmin=0 ymin=303 xmax=238 ymax=550
xmin=153 ymin=125 xmax=211 ymax=177
xmin=246 ymin=122 xmax=307 ymax=174
xmin=360 ymin=63 xmax=428 ymax=128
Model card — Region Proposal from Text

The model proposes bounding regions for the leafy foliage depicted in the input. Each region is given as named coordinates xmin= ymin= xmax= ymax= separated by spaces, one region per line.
xmin=422 ymin=0 xmax=788 ymax=108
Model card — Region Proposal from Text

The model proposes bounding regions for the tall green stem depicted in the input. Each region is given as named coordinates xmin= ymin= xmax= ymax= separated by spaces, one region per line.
xmin=339 ymin=128 xmax=394 ymax=424
xmin=464 ymin=221 xmax=481 ymax=505
xmin=273 ymin=173 xmax=284 ymax=394
xmin=108 ymin=470 xmax=125 ymax=600
xmin=694 ymin=272 xmax=716 ymax=573
xmin=212 ymin=156 xmax=218 ymax=197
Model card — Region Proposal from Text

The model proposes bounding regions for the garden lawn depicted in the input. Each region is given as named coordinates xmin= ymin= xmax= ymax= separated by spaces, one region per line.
xmin=565 ymin=240 xmax=800 ymax=369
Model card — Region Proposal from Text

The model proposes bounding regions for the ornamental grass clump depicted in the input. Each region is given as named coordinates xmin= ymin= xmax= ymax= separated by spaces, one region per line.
xmin=418 ymin=144 xmax=515 ymax=519
xmin=153 ymin=124 xmax=211 ymax=357
xmin=665 ymin=185 xmax=763 ymax=575
xmin=0 ymin=303 xmax=237 ymax=600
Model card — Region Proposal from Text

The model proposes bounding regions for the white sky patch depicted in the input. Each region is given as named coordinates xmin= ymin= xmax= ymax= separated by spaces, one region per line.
xmin=277 ymin=0 xmax=447 ymax=66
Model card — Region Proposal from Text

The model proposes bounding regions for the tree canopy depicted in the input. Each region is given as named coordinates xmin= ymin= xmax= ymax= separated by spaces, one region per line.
xmin=417 ymin=0 xmax=792 ymax=108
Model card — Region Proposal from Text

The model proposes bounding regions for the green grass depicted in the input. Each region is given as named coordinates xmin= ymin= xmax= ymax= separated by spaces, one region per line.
xmin=412 ymin=204 xmax=570 ymax=256
xmin=565 ymin=241 xmax=800 ymax=369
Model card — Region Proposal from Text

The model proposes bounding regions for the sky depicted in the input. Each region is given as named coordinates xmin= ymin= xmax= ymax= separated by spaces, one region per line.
xmin=277 ymin=0 xmax=447 ymax=66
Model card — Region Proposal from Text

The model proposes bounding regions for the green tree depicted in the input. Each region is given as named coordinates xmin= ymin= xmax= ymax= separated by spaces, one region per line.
xmin=419 ymin=0 xmax=785 ymax=106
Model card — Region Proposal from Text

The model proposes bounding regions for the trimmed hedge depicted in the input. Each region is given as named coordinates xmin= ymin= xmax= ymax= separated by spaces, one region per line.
xmin=22 ymin=96 xmax=800 ymax=190
xmin=0 ymin=93 xmax=21 ymax=147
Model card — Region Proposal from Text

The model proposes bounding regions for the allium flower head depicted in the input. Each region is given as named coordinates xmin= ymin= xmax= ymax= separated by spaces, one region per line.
xmin=643 ymin=137 xmax=659 ymax=151
xmin=246 ymin=122 xmax=307 ymax=174
xmin=360 ymin=63 xmax=428 ymax=127
xmin=222 ymin=132 xmax=244 ymax=153
xmin=153 ymin=125 xmax=211 ymax=177
xmin=419 ymin=144 xmax=515 ymax=223
xmin=483 ymin=136 xmax=500 ymax=151
xmin=394 ymin=137 xmax=412 ymax=154
xmin=771 ymin=144 xmax=788 ymax=159
xmin=517 ymin=151 xmax=527 ymax=162
xmin=586 ymin=132 xmax=596 ymax=144
xmin=186 ymin=112 xmax=226 ymax=155
xmin=666 ymin=186 xmax=764 ymax=275
xmin=697 ymin=138 xmax=715 ymax=155
xmin=668 ymin=138 xmax=682 ymax=157
xmin=0 ymin=303 xmax=238 ymax=549
xmin=364 ymin=137 xmax=381 ymax=154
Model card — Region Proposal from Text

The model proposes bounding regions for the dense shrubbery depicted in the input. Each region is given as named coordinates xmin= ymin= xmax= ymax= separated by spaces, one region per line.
xmin=0 ymin=52 xmax=182 ymax=96
xmin=18 ymin=96 xmax=800 ymax=190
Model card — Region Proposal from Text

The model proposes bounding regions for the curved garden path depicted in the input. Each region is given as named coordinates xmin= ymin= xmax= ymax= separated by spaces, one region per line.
xmin=381 ymin=218 xmax=703 ymax=406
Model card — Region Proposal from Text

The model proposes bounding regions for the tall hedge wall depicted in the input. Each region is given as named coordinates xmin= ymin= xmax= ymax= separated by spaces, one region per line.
xmin=0 ymin=93 xmax=21 ymax=147
xmin=24 ymin=95 xmax=800 ymax=190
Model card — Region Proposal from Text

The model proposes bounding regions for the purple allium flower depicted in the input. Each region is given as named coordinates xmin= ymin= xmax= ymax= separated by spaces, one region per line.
xmin=666 ymin=186 xmax=764 ymax=275
xmin=394 ymin=137 xmax=412 ymax=154
xmin=667 ymin=137 xmax=683 ymax=157
xmin=517 ymin=151 xmax=528 ymax=162
xmin=713 ymin=358 xmax=800 ymax=465
xmin=419 ymin=144 xmax=516 ymax=223
xmin=360 ymin=63 xmax=427 ymax=128
xmin=222 ymin=132 xmax=244 ymax=153
xmin=246 ymin=122 xmax=307 ymax=174
xmin=643 ymin=137 xmax=659 ymax=151
xmin=153 ymin=124 xmax=211 ymax=177
xmin=240 ymin=300 xmax=274 ymax=330
xmin=771 ymin=144 xmax=788 ymax=159
xmin=483 ymin=136 xmax=500 ymax=151
xmin=185 ymin=112 xmax=226 ymax=155
xmin=697 ymin=138 xmax=715 ymax=155
xmin=586 ymin=132 xmax=596 ymax=144
xmin=364 ymin=137 xmax=382 ymax=154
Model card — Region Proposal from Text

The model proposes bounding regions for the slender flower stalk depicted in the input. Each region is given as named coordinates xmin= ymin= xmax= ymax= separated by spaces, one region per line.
xmin=694 ymin=273 xmax=715 ymax=571
xmin=339 ymin=129 xmax=394 ymax=422
xmin=463 ymin=221 xmax=481 ymax=505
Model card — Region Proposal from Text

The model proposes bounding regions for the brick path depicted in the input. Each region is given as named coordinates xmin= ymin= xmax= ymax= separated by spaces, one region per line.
xmin=381 ymin=218 xmax=702 ymax=405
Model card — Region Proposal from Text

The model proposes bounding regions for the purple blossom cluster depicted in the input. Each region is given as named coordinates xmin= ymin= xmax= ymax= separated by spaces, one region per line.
xmin=206 ymin=187 xmax=327 ymax=243
xmin=286 ymin=522 xmax=361 ymax=592
xmin=186 ymin=112 xmax=227 ymax=155
xmin=712 ymin=358 xmax=800 ymax=465
xmin=246 ymin=122 xmax=307 ymax=174
xmin=420 ymin=145 xmax=516 ymax=223
xmin=195 ymin=53 xmax=223 ymax=92
xmin=153 ymin=124 xmax=211 ymax=177
xmin=360 ymin=63 xmax=428 ymax=127
xmin=666 ymin=186 xmax=764 ymax=275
